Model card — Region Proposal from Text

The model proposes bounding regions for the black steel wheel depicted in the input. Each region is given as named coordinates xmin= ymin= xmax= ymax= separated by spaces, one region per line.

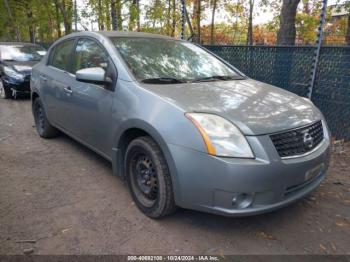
xmin=125 ymin=136 xmax=177 ymax=218
xmin=32 ymin=97 xmax=59 ymax=138
xmin=131 ymin=153 xmax=158 ymax=206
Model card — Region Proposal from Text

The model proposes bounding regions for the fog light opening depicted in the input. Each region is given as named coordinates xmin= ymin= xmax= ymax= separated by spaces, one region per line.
xmin=232 ymin=193 xmax=254 ymax=209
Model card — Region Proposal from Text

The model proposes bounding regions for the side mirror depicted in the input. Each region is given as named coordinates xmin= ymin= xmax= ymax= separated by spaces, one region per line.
xmin=76 ymin=67 xmax=106 ymax=84
xmin=37 ymin=51 xmax=47 ymax=56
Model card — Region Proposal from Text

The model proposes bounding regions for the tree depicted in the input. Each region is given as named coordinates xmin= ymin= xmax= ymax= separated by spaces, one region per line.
xmin=136 ymin=0 xmax=141 ymax=31
xmin=25 ymin=1 xmax=35 ymax=42
xmin=277 ymin=0 xmax=301 ymax=45
xmin=54 ymin=0 xmax=62 ymax=37
xmin=330 ymin=1 xmax=350 ymax=45
xmin=97 ymin=0 xmax=105 ymax=30
xmin=116 ymin=0 xmax=123 ymax=30
xmin=210 ymin=0 xmax=217 ymax=44
xmin=224 ymin=0 xmax=247 ymax=44
xmin=196 ymin=0 xmax=201 ymax=42
xmin=295 ymin=12 xmax=318 ymax=44
xmin=185 ymin=2 xmax=195 ymax=38
xmin=144 ymin=0 xmax=168 ymax=34
xmin=3 ymin=0 xmax=21 ymax=41
xmin=171 ymin=0 xmax=176 ymax=36
xmin=192 ymin=0 xmax=201 ymax=43
xmin=111 ymin=0 xmax=117 ymax=30
xmin=129 ymin=0 xmax=140 ymax=31
xmin=347 ymin=14 xmax=350 ymax=45
xmin=54 ymin=0 xmax=73 ymax=35
xmin=345 ymin=2 xmax=350 ymax=45
xmin=247 ymin=0 xmax=254 ymax=45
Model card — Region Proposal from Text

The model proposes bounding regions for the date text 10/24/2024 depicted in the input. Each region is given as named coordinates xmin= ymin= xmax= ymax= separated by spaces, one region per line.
xmin=127 ymin=256 xmax=220 ymax=261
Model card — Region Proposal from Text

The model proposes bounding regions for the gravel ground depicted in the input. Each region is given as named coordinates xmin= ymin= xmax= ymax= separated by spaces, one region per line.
xmin=0 ymin=98 xmax=349 ymax=255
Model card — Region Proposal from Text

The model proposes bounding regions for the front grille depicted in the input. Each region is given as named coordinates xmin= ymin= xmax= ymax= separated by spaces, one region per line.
xmin=270 ymin=121 xmax=324 ymax=158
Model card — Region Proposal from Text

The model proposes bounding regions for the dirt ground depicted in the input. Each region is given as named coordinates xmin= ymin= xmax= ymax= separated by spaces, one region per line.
xmin=0 ymin=98 xmax=349 ymax=255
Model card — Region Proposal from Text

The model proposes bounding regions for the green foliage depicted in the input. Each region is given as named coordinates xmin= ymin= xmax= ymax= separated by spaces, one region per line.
xmin=0 ymin=0 xmax=59 ymax=42
xmin=296 ymin=12 xmax=319 ymax=44
xmin=0 ymin=0 xmax=349 ymax=45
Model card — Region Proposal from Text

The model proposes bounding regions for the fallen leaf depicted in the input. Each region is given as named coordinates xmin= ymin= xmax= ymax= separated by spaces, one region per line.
xmin=257 ymin=231 xmax=276 ymax=240
xmin=62 ymin=228 xmax=70 ymax=233
xmin=319 ymin=244 xmax=327 ymax=253
xmin=330 ymin=242 xmax=337 ymax=252
xmin=335 ymin=220 xmax=350 ymax=228
xmin=218 ymin=249 xmax=225 ymax=258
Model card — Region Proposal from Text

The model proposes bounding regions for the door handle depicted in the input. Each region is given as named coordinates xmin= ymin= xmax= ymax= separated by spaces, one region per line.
xmin=39 ymin=75 xmax=47 ymax=82
xmin=63 ymin=86 xmax=73 ymax=94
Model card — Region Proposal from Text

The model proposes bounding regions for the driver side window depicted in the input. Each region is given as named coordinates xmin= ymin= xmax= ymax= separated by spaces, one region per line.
xmin=73 ymin=38 xmax=109 ymax=74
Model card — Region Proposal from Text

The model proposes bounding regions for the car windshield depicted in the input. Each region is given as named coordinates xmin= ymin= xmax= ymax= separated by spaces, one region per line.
xmin=0 ymin=45 xmax=46 ymax=62
xmin=110 ymin=37 xmax=243 ymax=83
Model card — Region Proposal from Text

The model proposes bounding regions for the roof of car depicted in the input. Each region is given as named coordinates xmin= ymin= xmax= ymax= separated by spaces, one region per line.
xmin=49 ymin=31 xmax=182 ymax=49
xmin=95 ymin=31 xmax=175 ymax=39
xmin=62 ymin=31 xmax=177 ymax=40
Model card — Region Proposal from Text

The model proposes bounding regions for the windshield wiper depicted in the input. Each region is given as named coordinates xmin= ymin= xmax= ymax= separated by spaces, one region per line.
xmin=192 ymin=75 xmax=245 ymax=82
xmin=141 ymin=77 xmax=187 ymax=84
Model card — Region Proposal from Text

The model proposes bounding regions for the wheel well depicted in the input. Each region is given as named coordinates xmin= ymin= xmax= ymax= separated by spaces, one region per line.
xmin=116 ymin=128 xmax=152 ymax=177
xmin=115 ymin=127 xmax=179 ymax=205
xmin=32 ymin=92 xmax=39 ymax=103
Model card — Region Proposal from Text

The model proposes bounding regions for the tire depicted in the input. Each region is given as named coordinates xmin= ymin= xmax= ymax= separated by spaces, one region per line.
xmin=32 ymin=97 xmax=59 ymax=138
xmin=125 ymin=136 xmax=177 ymax=218
xmin=0 ymin=79 xmax=13 ymax=99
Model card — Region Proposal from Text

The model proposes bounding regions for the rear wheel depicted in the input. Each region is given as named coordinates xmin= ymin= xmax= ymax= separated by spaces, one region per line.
xmin=0 ymin=79 xmax=12 ymax=99
xmin=33 ymin=97 xmax=59 ymax=138
xmin=125 ymin=136 xmax=177 ymax=218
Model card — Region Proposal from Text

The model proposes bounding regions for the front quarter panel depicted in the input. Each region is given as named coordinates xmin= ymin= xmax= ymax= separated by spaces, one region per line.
xmin=30 ymin=62 xmax=50 ymax=111
xmin=113 ymin=80 xmax=212 ymax=205
xmin=30 ymin=64 xmax=40 ymax=95
xmin=113 ymin=81 xmax=208 ymax=154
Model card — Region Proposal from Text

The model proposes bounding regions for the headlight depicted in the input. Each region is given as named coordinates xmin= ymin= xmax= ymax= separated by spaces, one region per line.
xmin=185 ymin=113 xmax=254 ymax=158
xmin=4 ymin=66 xmax=25 ymax=81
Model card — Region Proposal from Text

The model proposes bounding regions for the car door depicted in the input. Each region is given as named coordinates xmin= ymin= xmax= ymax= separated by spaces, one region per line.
xmin=67 ymin=37 xmax=116 ymax=157
xmin=41 ymin=39 xmax=77 ymax=128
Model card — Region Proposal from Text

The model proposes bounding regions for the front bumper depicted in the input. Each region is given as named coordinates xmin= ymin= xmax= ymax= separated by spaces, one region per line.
xmin=169 ymin=135 xmax=331 ymax=216
xmin=2 ymin=76 xmax=30 ymax=94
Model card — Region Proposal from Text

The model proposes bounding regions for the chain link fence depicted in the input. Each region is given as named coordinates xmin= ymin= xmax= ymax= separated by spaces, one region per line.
xmin=205 ymin=45 xmax=350 ymax=141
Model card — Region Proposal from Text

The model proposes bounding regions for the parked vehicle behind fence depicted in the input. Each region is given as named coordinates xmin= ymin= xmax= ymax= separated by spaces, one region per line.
xmin=31 ymin=31 xmax=331 ymax=218
xmin=0 ymin=42 xmax=46 ymax=99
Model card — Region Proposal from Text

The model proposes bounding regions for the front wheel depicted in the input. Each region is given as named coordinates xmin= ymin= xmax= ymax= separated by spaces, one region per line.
xmin=0 ymin=79 xmax=12 ymax=99
xmin=32 ymin=97 xmax=59 ymax=138
xmin=125 ymin=136 xmax=177 ymax=218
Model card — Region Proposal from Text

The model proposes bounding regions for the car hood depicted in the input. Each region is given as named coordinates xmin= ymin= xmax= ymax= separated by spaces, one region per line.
xmin=140 ymin=78 xmax=323 ymax=135
xmin=3 ymin=61 xmax=38 ymax=75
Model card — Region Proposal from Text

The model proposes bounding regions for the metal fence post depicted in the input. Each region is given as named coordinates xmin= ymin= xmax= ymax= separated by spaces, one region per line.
xmin=308 ymin=0 xmax=328 ymax=99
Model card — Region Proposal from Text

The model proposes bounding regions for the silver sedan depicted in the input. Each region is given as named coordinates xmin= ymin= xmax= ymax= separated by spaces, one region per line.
xmin=31 ymin=31 xmax=331 ymax=218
